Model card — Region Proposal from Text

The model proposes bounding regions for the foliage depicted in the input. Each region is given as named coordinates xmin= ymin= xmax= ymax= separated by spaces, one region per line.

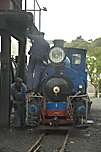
xmin=87 ymin=56 xmax=101 ymax=96
xmin=86 ymin=56 xmax=100 ymax=87
xmin=93 ymin=38 xmax=101 ymax=47
xmin=64 ymin=35 xmax=91 ymax=50
xmin=64 ymin=36 xmax=101 ymax=73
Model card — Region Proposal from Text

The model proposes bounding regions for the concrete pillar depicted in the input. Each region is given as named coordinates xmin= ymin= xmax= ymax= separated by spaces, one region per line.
xmin=0 ymin=31 xmax=11 ymax=127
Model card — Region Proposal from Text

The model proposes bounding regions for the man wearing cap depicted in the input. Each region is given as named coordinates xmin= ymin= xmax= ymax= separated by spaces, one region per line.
xmin=27 ymin=32 xmax=50 ymax=91
xmin=11 ymin=77 xmax=27 ymax=128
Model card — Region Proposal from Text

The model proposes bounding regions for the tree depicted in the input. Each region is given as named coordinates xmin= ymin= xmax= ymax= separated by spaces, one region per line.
xmin=86 ymin=56 xmax=101 ymax=97
xmin=64 ymin=36 xmax=91 ymax=49
xmin=93 ymin=38 xmax=101 ymax=47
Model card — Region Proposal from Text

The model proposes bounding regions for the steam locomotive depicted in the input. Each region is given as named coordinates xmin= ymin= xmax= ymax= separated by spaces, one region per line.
xmin=26 ymin=40 xmax=91 ymax=128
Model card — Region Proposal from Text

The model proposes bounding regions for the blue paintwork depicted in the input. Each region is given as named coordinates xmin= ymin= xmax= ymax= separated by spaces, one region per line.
xmin=40 ymin=48 xmax=87 ymax=94
xmin=28 ymin=102 xmax=40 ymax=114
xmin=46 ymin=102 xmax=69 ymax=110
xmin=64 ymin=48 xmax=87 ymax=92
xmin=41 ymin=65 xmax=85 ymax=95
xmin=64 ymin=67 xmax=85 ymax=94
xmin=76 ymin=105 xmax=86 ymax=115
xmin=31 ymin=47 xmax=87 ymax=95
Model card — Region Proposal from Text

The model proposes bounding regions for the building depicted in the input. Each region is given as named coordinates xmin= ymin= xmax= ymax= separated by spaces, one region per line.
xmin=0 ymin=0 xmax=33 ymax=127
xmin=0 ymin=0 xmax=22 ymax=10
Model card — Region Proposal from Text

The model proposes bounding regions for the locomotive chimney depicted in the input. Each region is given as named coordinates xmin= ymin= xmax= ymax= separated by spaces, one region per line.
xmin=53 ymin=39 xmax=65 ymax=48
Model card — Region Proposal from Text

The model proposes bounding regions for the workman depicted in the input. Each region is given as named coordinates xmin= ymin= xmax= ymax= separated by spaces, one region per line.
xmin=27 ymin=32 xmax=50 ymax=91
xmin=11 ymin=77 xmax=27 ymax=128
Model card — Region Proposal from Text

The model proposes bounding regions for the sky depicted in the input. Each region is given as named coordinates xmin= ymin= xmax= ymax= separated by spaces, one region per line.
xmin=40 ymin=0 xmax=101 ymax=41
xmin=23 ymin=0 xmax=101 ymax=42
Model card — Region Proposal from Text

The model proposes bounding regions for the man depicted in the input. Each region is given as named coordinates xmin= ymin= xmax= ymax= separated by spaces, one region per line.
xmin=27 ymin=32 xmax=50 ymax=91
xmin=11 ymin=77 xmax=27 ymax=128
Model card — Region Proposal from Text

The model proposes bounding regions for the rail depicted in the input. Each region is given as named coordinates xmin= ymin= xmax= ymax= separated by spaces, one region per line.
xmin=27 ymin=131 xmax=70 ymax=152
xmin=27 ymin=133 xmax=45 ymax=152
xmin=59 ymin=132 xmax=69 ymax=152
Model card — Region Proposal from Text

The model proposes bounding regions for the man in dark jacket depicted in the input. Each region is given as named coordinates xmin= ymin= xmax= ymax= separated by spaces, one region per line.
xmin=11 ymin=77 xmax=27 ymax=128
xmin=27 ymin=33 xmax=50 ymax=91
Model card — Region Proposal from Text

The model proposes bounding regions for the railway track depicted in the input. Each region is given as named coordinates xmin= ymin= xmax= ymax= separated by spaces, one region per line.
xmin=27 ymin=133 xmax=45 ymax=152
xmin=58 ymin=132 xmax=69 ymax=152
xmin=27 ymin=131 xmax=70 ymax=152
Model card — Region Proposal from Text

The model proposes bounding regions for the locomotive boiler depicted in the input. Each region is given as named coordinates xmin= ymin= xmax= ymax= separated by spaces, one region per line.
xmin=26 ymin=40 xmax=91 ymax=128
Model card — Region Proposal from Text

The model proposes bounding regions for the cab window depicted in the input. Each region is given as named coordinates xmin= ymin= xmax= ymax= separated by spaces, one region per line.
xmin=72 ymin=54 xmax=81 ymax=64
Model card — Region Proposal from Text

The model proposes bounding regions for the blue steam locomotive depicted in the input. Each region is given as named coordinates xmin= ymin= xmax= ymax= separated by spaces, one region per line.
xmin=26 ymin=40 xmax=91 ymax=128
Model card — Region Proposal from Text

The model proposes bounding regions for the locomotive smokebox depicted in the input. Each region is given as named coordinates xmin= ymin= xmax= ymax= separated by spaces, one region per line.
xmin=42 ymin=77 xmax=72 ymax=100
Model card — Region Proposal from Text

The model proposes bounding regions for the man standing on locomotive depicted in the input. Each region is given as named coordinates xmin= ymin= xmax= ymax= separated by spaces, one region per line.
xmin=27 ymin=32 xmax=50 ymax=92
xmin=11 ymin=77 xmax=27 ymax=128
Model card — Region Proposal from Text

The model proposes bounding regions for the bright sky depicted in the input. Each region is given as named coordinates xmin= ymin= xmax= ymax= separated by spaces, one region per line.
xmin=29 ymin=0 xmax=101 ymax=41
xmin=45 ymin=0 xmax=101 ymax=42
xmin=23 ymin=0 xmax=101 ymax=41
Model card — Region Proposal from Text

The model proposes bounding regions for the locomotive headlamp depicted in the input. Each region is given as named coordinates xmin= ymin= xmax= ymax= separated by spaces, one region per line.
xmin=79 ymin=85 xmax=83 ymax=92
xmin=79 ymin=85 xmax=83 ymax=89
xmin=49 ymin=47 xmax=65 ymax=63
xmin=53 ymin=86 xmax=60 ymax=95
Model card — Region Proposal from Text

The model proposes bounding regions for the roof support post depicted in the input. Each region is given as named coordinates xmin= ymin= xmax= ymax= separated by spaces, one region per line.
xmin=18 ymin=38 xmax=26 ymax=82
xmin=0 ymin=31 xmax=11 ymax=127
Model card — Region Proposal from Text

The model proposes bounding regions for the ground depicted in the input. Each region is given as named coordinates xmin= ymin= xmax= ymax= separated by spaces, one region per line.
xmin=66 ymin=98 xmax=101 ymax=152
xmin=0 ymin=98 xmax=100 ymax=152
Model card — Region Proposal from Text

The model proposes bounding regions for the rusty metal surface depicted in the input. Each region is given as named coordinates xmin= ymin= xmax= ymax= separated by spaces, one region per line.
xmin=0 ymin=11 xmax=33 ymax=24
xmin=0 ymin=0 xmax=22 ymax=10
xmin=0 ymin=10 xmax=38 ymax=41
xmin=0 ymin=0 xmax=10 ymax=10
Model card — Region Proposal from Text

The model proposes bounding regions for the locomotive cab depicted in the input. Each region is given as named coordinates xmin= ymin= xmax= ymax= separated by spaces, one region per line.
xmin=64 ymin=47 xmax=87 ymax=94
